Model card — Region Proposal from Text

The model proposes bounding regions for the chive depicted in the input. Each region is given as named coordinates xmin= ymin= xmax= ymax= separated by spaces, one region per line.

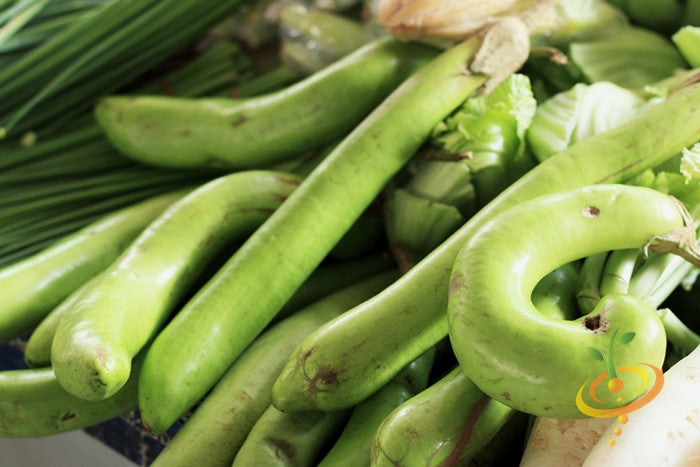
xmin=0 ymin=0 xmax=45 ymax=28
xmin=37 ymin=0 xmax=107 ymax=19
xmin=0 ymin=172 xmax=204 ymax=222
xmin=0 ymin=183 xmax=184 ymax=241
xmin=0 ymin=169 xmax=204 ymax=207
xmin=0 ymin=0 xmax=50 ymax=45
xmin=0 ymin=149 xmax=130 ymax=184
xmin=0 ymin=28 xmax=254 ymax=266
xmin=0 ymin=0 xmax=149 ymax=106
xmin=1 ymin=0 xmax=244 ymax=136
xmin=0 ymin=125 xmax=103 ymax=169
xmin=0 ymin=11 xmax=89 ymax=54
xmin=0 ymin=188 xmax=167 ymax=241
xmin=0 ymin=183 xmax=193 ymax=258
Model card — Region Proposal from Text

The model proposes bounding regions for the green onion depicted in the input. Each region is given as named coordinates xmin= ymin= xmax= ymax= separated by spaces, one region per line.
xmin=0 ymin=0 xmax=50 ymax=45
xmin=0 ymin=39 xmax=253 ymax=266
xmin=0 ymin=0 xmax=247 ymax=139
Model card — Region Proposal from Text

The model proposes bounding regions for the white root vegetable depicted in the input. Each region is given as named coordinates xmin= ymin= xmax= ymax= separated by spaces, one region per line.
xmin=520 ymin=417 xmax=612 ymax=466
xmin=583 ymin=344 xmax=700 ymax=466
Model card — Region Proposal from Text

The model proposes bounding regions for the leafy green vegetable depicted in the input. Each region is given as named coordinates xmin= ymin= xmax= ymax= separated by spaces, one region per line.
xmin=628 ymin=143 xmax=700 ymax=212
xmin=404 ymin=158 xmax=476 ymax=214
xmin=384 ymin=74 xmax=538 ymax=260
xmin=528 ymin=3 xmax=690 ymax=97
xmin=681 ymin=143 xmax=700 ymax=184
xmin=672 ymin=26 xmax=700 ymax=67
xmin=430 ymin=73 xmax=538 ymax=204
xmin=384 ymin=189 xmax=465 ymax=260
xmin=526 ymin=81 xmax=650 ymax=162
xmin=569 ymin=26 xmax=688 ymax=88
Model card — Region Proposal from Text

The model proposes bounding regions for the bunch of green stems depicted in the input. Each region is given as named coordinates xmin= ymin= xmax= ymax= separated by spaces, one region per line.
xmin=0 ymin=0 xmax=248 ymax=139
xmin=0 ymin=0 xmax=108 ymax=68
xmin=0 ymin=41 xmax=265 ymax=268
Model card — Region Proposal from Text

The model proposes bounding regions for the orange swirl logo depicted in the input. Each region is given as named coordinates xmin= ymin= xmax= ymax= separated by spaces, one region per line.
xmin=575 ymin=329 xmax=664 ymax=446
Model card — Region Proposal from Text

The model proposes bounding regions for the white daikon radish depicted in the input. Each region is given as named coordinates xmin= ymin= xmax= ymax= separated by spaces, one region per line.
xmin=520 ymin=417 xmax=612 ymax=466
xmin=583 ymin=344 xmax=700 ymax=466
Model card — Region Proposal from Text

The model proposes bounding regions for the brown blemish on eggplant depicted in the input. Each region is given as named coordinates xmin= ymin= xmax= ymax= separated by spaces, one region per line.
xmin=246 ymin=207 xmax=276 ymax=215
xmin=305 ymin=365 xmax=339 ymax=397
xmin=448 ymin=272 xmax=466 ymax=298
xmin=670 ymin=72 xmax=700 ymax=94
xmin=389 ymin=243 xmax=415 ymax=274
xmin=372 ymin=423 xmax=404 ymax=467
xmin=293 ymin=347 xmax=315 ymax=371
xmin=293 ymin=347 xmax=339 ymax=399
xmin=582 ymin=313 xmax=610 ymax=334
xmin=436 ymin=396 xmax=491 ymax=467
xmin=596 ymin=159 xmax=646 ymax=183
xmin=238 ymin=390 xmax=252 ymax=403
xmin=269 ymin=437 xmax=297 ymax=462
xmin=232 ymin=116 xmax=247 ymax=127
xmin=60 ymin=411 xmax=76 ymax=421
xmin=581 ymin=206 xmax=600 ymax=218
xmin=276 ymin=176 xmax=302 ymax=187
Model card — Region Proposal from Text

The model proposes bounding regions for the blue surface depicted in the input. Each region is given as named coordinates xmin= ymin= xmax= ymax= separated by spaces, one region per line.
xmin=0 ymin=337 xmax=179 ymax=466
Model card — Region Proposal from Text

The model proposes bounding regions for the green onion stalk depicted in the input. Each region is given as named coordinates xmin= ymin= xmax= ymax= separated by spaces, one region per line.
xmin=526 ymin=71 xmax=700 ymax=163
xmin=0 ymin=1 xmax=108 ymax=70
xmin=0 ymin=0 xmax=250 ymax=140
xmin=0 ymin=41 xmax=255 ymax=268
